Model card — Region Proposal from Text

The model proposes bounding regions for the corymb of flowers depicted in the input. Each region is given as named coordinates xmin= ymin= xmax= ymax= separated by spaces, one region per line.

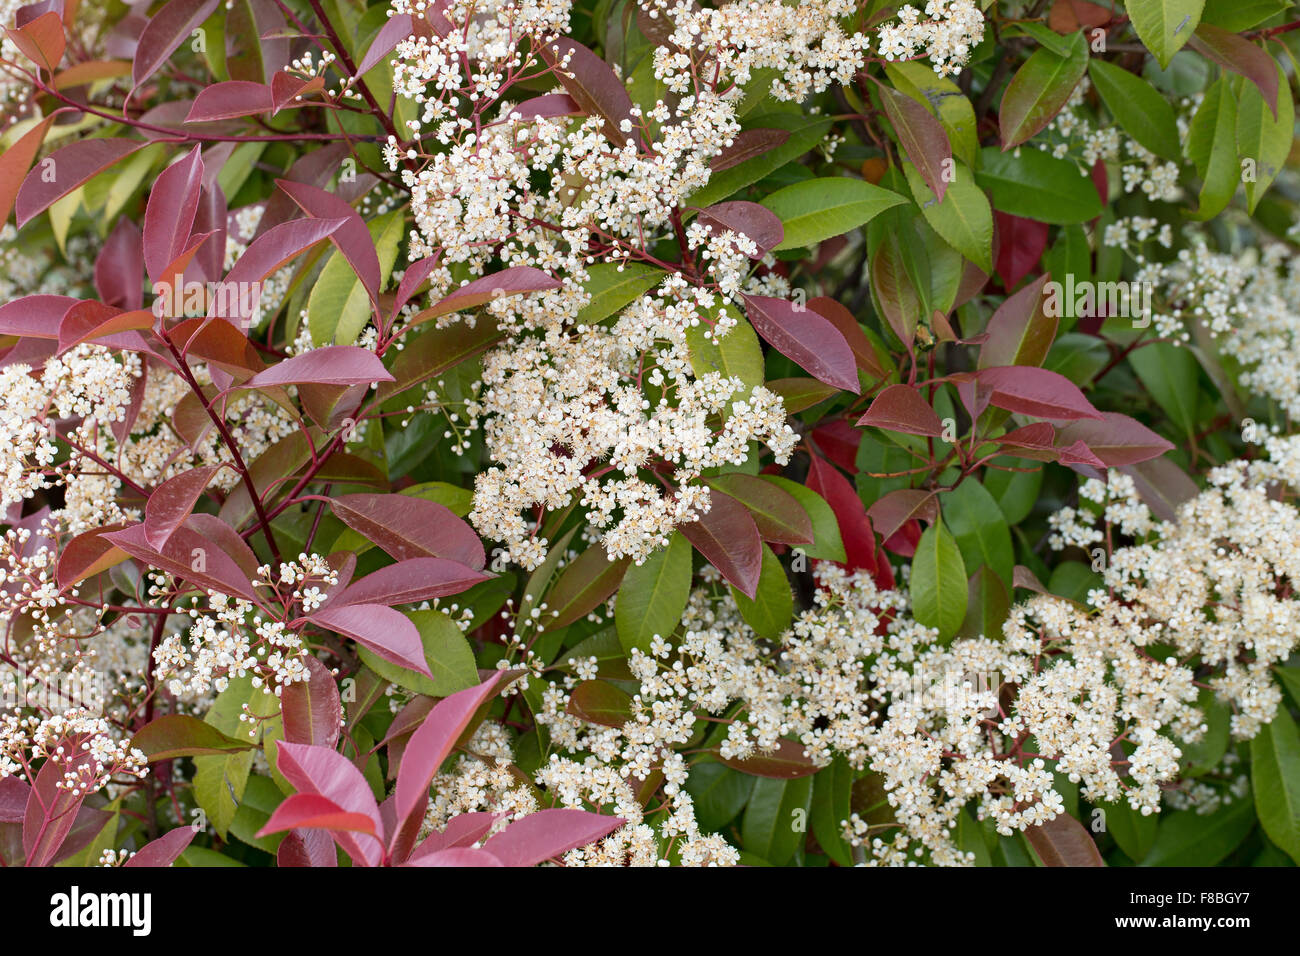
xmin=0 ymin=0 xmax=1298 ymax=872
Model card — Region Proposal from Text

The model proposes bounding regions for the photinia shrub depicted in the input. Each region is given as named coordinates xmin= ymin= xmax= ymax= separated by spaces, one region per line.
xmin=0 ymin=0 xmax=1299 ymax=871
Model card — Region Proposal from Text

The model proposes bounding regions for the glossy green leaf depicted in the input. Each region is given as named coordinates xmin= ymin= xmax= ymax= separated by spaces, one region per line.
xmin=615 ymin=530 xmax=692 ymax=655
xmin=760 ymin=177 xmax=905 ymax=250
xmin=910 ymin=519 xmax=968 ymax=641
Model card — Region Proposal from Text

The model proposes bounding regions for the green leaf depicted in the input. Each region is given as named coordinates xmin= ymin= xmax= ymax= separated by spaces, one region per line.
xmin=1088 ymin=59 xmax=1182 ymax=161
xmin=999 ymin=31 xmax=1089 ymax=148
xmin=976 ymin=147 xmax=1103 ymax=225
xmin=1142 ymin=796 xmax=1254 ymax=866
xmin=810 ymin=756 xmax=855 ymax=866
xmin=1185 ymin=76 xmax=1240 ymax=220
xmin=910 ymin=519 xmax=968 ymax=641
xmin=615 ymin=531 xmax=692 ymax=655
xmin=575 ymin=262 xmax=665 ymax=324
xmin=308 ymin=209 xmax=401 ymax=345
xmin=955 ymin=805 xmax=992 ymax=866
xmin=1252 ymin=704 xmax=1300 ymax=863
xmin=903 ymin=159 xmax=992 ymax=273
xmin=760 ymin=177 xmax=905 ymax=250
xmin=1128 ymin=0 xmax=1206 ymax=68
xmin=132 ymin=715 xmax=258 ymax=761
xmin=685 ymin=760 xmax=756 ymax=832
xmin=941 ymin=480 xmax=1014 ymax=587
xmin=1104 ymin=799 xmax=1159 ymax=862
xmin=687 ymin=112 xmax=833 ymax=209
xmin=741 ymin=775 xmax=812 ymax=865
xmin=1128 ymin=341 xmax=1200 ymax=435
xmin=757 ymin=476 xmax=846 ymax=561
xmin=982 ymin=458 xmax=1043 ymax=525
xmin=1181 ymin=689 xmax=1231 ymax=776
xmin=1235 ymin=66 xmax=1294 ymax=213
xmin=1045 ymin=333 xmax=1109 ymax=385
xmin=685 ymin=304 xmax=765 ymax=400
xmin=191 ymin=677 xmax=276 ymax=841
xmin=731 ymin=544 xmax=793 ymax=640
xmin=355 ymin=609 xmax=479 ymax=697
xmin=958 ymin=563 xmax=1011 ymax=641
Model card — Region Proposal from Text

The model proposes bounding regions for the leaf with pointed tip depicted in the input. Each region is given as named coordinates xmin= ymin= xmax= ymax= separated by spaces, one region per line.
xmin=698 ymin=201 xmax=784 ymax=258
xmin=1025 ymin=812 xmax=1105 ymax=866
xmin=704 ymin=473 xmax=813 ymax=546
xmin=978 ymin=274 xmax=1056 ymax=370
xmin=276 ymin=180 xmax=380 ymax=310
xmin=56 ymin=302 xmax=155 ymax=354
xmin=104 ymin=522 xmax=258 ymax=601
xmin=15 ymin=138 xmax=145 ymax=227
xmin=142 ymin=465 xmax=220 ymax=550
xmin=329 ymin=493 xmax=486 ymax=568
xmin=866 ymin=489 xmax=938 ymax=544
xmin=741 ymin=294 xmax=859 ymax=392
xmin=281 ymin=657 xmax=342 ymax=750
xmin=0 ymin=112 xmax=58 ymax=226
xmin=56 ymin=524 xmax=130 ymax=591
xmin=978 ymin=366 xmax=1104 ymax=421
xmin=132 ymin=715 xmax=257 ymax=761
xmin=277 ymin=828 xmax=338 ymax=867
xmin=876 ymin=79 xmax=951 ymax=201
xmin=546 ymin=547 xmax=630 ymax=628
xmin=121 ymin=826 xmax=195 ymax=867
xmin=244 ymin=346 xmax=393 ymax=388
xmin=392 ymin=254 xmax=441 ymax=317
xmin=480 ymin=808 xmax=624 ymax=866
xmin=332 ymin=558 xmax=491 ymax=607
xmin=6 ymin=11 xmax=64 ymax=73
xmin=256 ymin=794 xmax=378 ymax=839
xmin=407 ymin=267 xmax=561 ymax=327
xmin=760 ymin=177 xmax=905 ymax=251
xmin=999 ymin=31 xmax=1089 ymax=148
xmin=1127 ymin=0 xmax=1205 ymax=69
xmin=680 ymin=490 xmax=762 ymax=598
xmin=857 ymin=384 xmax=945 ymax=436
xmin=307 ymin=604 xmax=432 ymax=678
xmin=807 ymin=296 xmax=888 ymax=379
xmin=405 ymin=846 xmax=504 ymax=866
xmin=131 ymin=0 xmax=220 ymax=94
xmin=540 ymin=39 xmax=639 ymax=148
xmin=185 ymin=81 xmax=275 ymax=122
xmin=271 ymin=741 xmax=384 ymax=866
xmin=910 ymin=519 xmax=967 ymax=642
xmin=144 ymin=145 xmax=204 ymax=284
xmin=223 ymin=217 xmax=347 ymax=289
xmin=1054 ymin=413 xmax=1175 ymax=466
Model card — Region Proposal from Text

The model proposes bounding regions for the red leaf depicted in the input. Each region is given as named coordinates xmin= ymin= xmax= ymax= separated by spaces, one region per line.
xmin=997 ymin=422 xmax=1058 ymax=458
xmin=408 ymin=266 xmax=561 ymax=327
xmin=0 ymin=777 xmax=30 ymax=823
xmin=393 ymin=673 xmax=504 ymax=835
xmin=697 ymin=201 xmax=784 ymax=258
xmin=807 ymin=296 xmax=888 ymax=380
xmin=0 ymin=111 xmax=58 ymax=226
xmin=281 ymin=657 xmax=342 ymax=749
xmin=257 ymin=793 xmax=379 ymax=839
xmin=1054 ymin=412 xmax=1174 ymax=466
xmin=131 ymin=0 xmax=219 ymax=95
xmin=122 ymin=826 xmax=195 ymax=867
xmin=306 ymin=604 xmax=432 ymax=678
xmin=95 ymin=217 xmax=144 ymax=309
xmin=703 ymin=472 xmax=814 ymax=546
xmin=412 ymin=812 xmax=500 ymax=857
xmin=506 ymin=92 xmax=582 ymax=121
xmin=276 ymin=828 xmax=337 ymax=867
xmin=392 ymin=253 xmax=441 ymax=317
xmin=5 ymin=11 xmax=64 ymax=73
xmin=332 ymin=557 xmax=491 ymax=607
xmin=1024 ymin=812 xmax=1105 ymax=866
xmin=405 ymin=846 xmax=504 ymax=866
xmin=142 ymin=465 xmax=220 ymax=550
xmin=877 ymin=80 xmax=951 ymax=201
xmin=540 ymin=39 xmax=640 ymax=149
xmin=15 ymin=138 xmax=145 ymax=227
xmin=276 ymin=179 xmax=380 ymax=311
xmin=56 ymin=301 xmax=155 ymax=354
xmin=356 ymin=13 xmax=414 ymax=76
xmin=223 ymin=217 xmax=347 ymax=290
xmin=1057 ymin=439 xmax=1107 ymax=470
xmin=742 ymin=294 xmax=859 ymax=392
xmin=244 ymin=345 xmax=393 ymax=388
xmin=1190 ymin=24 xmax=1279 ymax=115
xmin=718 ymin=738 xmax=820 ymax=778
xmin=330 ymin=493 xmax=486 ymax=568
xmin=185 ymin=80 xmax=275 ymax=121
xmin=680 ymin=489 xmax=763 ymax=599
xmin=811 ymin=419 xmax=863 ymax=473
xmin=865 ymin=488 xmax=937 ymax=543
xmin=978 ymin=365 xmax=1104 ymax=421
xmin=480 ymin=809 xmax=624 ymax=866
xmin=55 ymin=525 xmax=129 ymax=591
xmin=104 ymin=521 xmax=259 ymax=601
xmin=993 ymin=212 xmax=1047 ymax=290
xmin=710 ymin=128 xmax=790 ymax=172
xmin=23 ymin=748 xmax=92 ymax=867
xmin=806 ymin=452 xmax=883 ymax=580
xmin=270 ymin=73 xmax=324 ymax=113
xmin=144 ymin=144 xmax=204 ymax=285
xmin=856 ymin=384 xmax=945 ymax=436
xmin=266 ymin=742 xmax=384 ymax=866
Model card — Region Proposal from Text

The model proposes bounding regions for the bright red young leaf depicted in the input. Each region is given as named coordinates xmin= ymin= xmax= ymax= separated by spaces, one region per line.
xmin=356 ymin=13 xmax=415 ymax=76
xmin=56 ymin=524 xmax=129 ymax=591
xmin=993 ymin=212 xmax=1048 ymax=290
xmin=95 ymin=217 xmax=145 ymax=309
xmin=222 ymin=217 xmax=347 ymax=289
xmin=479 ymin=808 xmax=625 ymax=866
xmin=22 ymin=748 xmax=93 ymax=868
xmin=410 ymin=813 xmax=501 ymax=858
xmin=1053 ymin=412 xmax=1174 ymax=466
xmin=703 ymin=473 xmax=814 ymax=546
xmin=122 ymin=826 xmax=196 ymax=867
xmin=404 ymin=847 xmax=504 ymax=866
xmin=267 ymin=741 xmax=385 ymax=866
xmin=276 ymin=828 xmax=337 ymax=867
xmin=680 ymin=489 xmax=763 ymax=598
xmin=866 ymin=488 xmax=938 ymax=544
xmin=306 ymin=604 xmax=432 ymax=678
xmin=856 ymin=384 xmax=945 ymax=436
xmin=104 ymin=521 xmax=259 ymax=601
xmin=258 ymin=794 xmax=379 ymax=839
xmin=392 ymin=253 xmax=442 ymax=317
xmin=408 ymin=267 xmax=562 ymax=327
xmin=742 ymin=294 xmax=859 ymax=392
xmin=5 ymin=11 xmax=65 ymax=73
xmin=130 ymin=0 xmax=220 ymax=96
xmin=55 ymin=301 xmax=155 ymax=354
xmin=276 ymin=179 xmax=381 ymax=310
xmin=806 ymin=451 xmax=887 ymax=583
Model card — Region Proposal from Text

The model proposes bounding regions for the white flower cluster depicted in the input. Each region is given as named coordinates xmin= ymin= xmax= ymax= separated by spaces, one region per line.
xmin=0 ymin=710 xmax=147 ymax=792
xmin=876 ymin=0 xmax=986 ymax=76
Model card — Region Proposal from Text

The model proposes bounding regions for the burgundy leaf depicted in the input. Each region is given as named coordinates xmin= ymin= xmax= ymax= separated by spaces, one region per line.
xmin=257 ymin=793 xmax=379 ymax=839
xmin=540 ymin=39 xmax=640 ymax=148
xmin=330 ymin=493 xmax=486 ymax=568
xmin=997 ymin=422 xmax=1057 ymax=458
xmin=130 ymin=0 xmax=219 ymax=95
xmin=993 ymin=212 xmax=1048 ymax=291
xmin=144 ymin=144 xmax=204 ymax=284
xmin=856 ymin=384 xmax=945 ymax=436
xmin=356 ymin=12 xmax=414 ymax=76
xmin=865 ymin=488 xmax=938 ymax=544
xmin=55 ymin=523 xmax=130 ymax=592
xmin=1190 ymin=24 xmax=1279 ymax=114
xmin=703 ymin=472 xmax=813 ymax=546
xmin=185 ymin=80 xmax=275 ymax=122
xmin=0 ymin=777 xmax=30 ymax=823
xmin=877 ymin=80 xmax=951 ymax=201
xmin=1057 ymin=439 xmax=1107 ymax=470
xmin=806 ymin=451 xmax=890 ymax=585
xmin=192 ymin=182 xmax=227 ymax=283
xmin=269 ymin=73 xmax=323 ymax=113
xmin=566 ymin=679 xmax=633 ymax=728
xmin=480 ymin=808 xmax=624 ymax=867
xmin=23 ymin=747 xmax=92 ymax=867
xmin=332 ymin=557 xmax=491 ymax=607
xmin=978 ymin=273 xmax=1055 ymax=369
xmin=276 ymin=179 xmax=380 ymax=310
xmin=710 ymin=128 xmax=790 ymax=172
xmin=142 ymin=464 xmax=220 ymax=550
xmin=15 ymin=138 xmax=145 ymax=228
xmin=807 ymin=296 xmax=887 ymax=379
xmin=281 ymin=656 xmax=342 ymax=749
xmin=1054 ymin=412 xmax=1174 ymax=466
xmin=698 ymin=201 xmax=784 ymax=258
xmin=276 ymin=827 xmax=337 ymax=867
xmin=741 ymin=294 xmax=859 ymax=392
xmin=978 ymin=365 xmax=1104 ymax=421
xmin=408 ymin=266 xmax=561 ymax=327
xmin=506 ymin=92 xmax=582 ymax=121
xmin=718 ymin=738 xmax=820 ymax=778
xmin=104 ymin=522 xmax=258 ymax=601
xmin=244 ymin=345 xmax=393 ymax=388
xmin=0 ymin=294 xmax=78 ymax=339
xmin=0 ymin=111 xmax=59 ymax=226
xmin=122 ymin=826 xmax=195 ymax=867
xmin=223 ymin=216 xmax=347 ymax=289
xmin=392 ymin=253 xmax=441 ymax=317
xmin=56 ymin=301 xmax=154 ymax=354
xmin=95 ymin=218 xmax=145 ymax=310
xmin=1120 ymin=455 xmax=1198 ymax=522
xmin=411 ymin=812 xmax=501 ymax=857
xmin=405 ymin=847 xmax=504 ymax=866
xmin=680 ymin=489 xmax=762 ymax=599
xmin=306 ymin=604 xmax=432 ymax=678
xmin=182 ymin=513 xmax=262 ymax=581
xmin=271 ymin=740 xmax=384 ymax=866
xmin=393 ymin=673 xmax=504 ymax=836
xmin=1024 ymin=812 xmax=1105 ymax=866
